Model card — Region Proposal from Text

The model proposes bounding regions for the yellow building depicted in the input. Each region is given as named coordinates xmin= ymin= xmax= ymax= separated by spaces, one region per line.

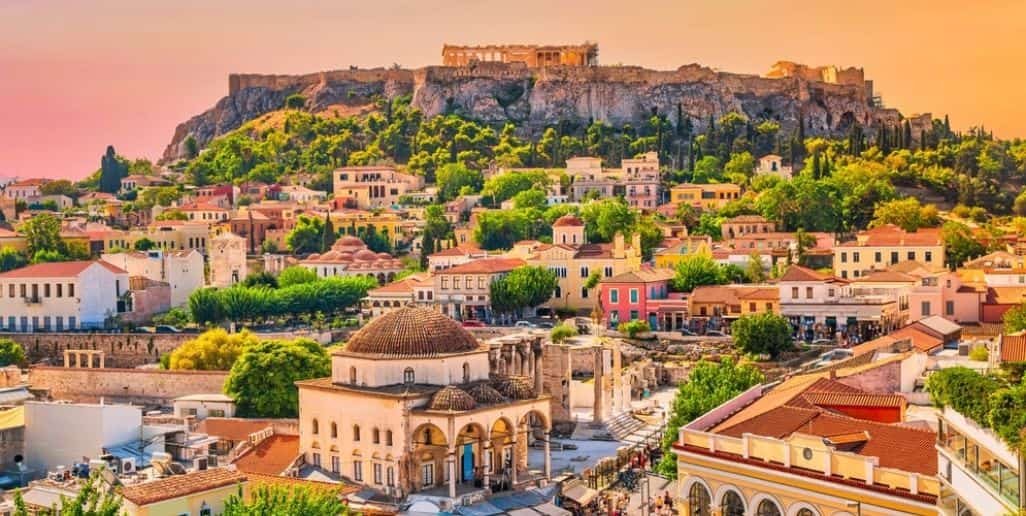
xmin=688 ymin=285 xmax=780 ymax=320
xmin=329 ymin=208 xmax=406 ymax=249
xmin=506 ymin=215 xmax=643 ymax=312
xmin=833 ymin=225 xmax=945 ymax=280
xmin=653 ymin=237 xmax=713 ymax=270
xmin=674 ymin=371 xmax=939 ymax=516
xmin=119 ymin=468 xmax=247 ymax=516
xmin=669 ymin=183 xmax=741 ymax=210
xmin=132 ymin=221 xmax=213 ymax=254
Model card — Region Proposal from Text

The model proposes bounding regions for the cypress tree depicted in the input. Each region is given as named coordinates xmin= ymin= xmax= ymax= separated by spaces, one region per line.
xmin=420 ymin=232 xmax=433 ymax=270
xmin=943 ymin=114 xmax=951 ymax=137
xmin=99 ymin=145 xmax=127 ymax=194
xmin=812 ymin=152 xmax=822 ymax=179
xmin=321 ymin=212 xmax=336 ymax=252
xmin=903 ymin=120 xmax=912 ymax=149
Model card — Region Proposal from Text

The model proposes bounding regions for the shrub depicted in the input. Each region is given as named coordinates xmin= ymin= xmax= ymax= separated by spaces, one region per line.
xmin=550 ymin=323 xmax=578 ymax=343
xmin=617 ymin=320 xmax=650 ymax=338
xmin=969 ymin=346 xmax=989 ymax=362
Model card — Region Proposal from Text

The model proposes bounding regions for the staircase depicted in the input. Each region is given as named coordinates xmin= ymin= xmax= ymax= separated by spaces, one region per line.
xmin=571 ymin=411 xmax=661 ymax=443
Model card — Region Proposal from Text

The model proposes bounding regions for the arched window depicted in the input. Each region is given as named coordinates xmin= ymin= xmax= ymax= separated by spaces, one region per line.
xmin=721 ymin=491 xmax=744 ymax=516
xmin=385 ymin=429 xmax=393 ymax=446
xmin=353 ymin=425 xmax=361 ymax=442
xmin=755 ymin=500 xmax=781 ymax=516
xmin=423 ymin=427 xmax=432 ymax=445
xmin=687 ymin=483 xmax=711 ymax=516
xmin=795 ymin=509 xmax=815 ymax=516
xmin=462 ymin=362 xmax=470 ymax=383
xmin=311 ymin=419 xmax=319 ymax=435
xmin=349 ymin=366 xmax=357 ymax=384
xmin=330 ymin=422 xmax=338 ymax=439
xmin=403 ymin=367 xmax=415 ymax=384
xmin=373 ymin=428 xmax=380 ymax=444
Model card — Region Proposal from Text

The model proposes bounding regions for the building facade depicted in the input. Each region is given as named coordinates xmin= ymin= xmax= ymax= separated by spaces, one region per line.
xmin=0 ymin=261 xmax=129 ymax=332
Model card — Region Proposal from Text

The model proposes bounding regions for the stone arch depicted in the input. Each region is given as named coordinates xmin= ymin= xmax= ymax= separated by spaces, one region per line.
xmin=682 ymin=476 xmax=713 ymax=516
xmin=714 ymin=485 xmax=746 ymax=516
xmin=837 ymin=111 xmax=857 ymax=132
xmin=786 ymin=502 xmax=820 ymax=516
xmin=751 ymin=493 xmax=784 ymax=516
xmin=412 ymin=422 xmax=449 ymax=448
xmin=519 ymin=409 xmax=550 ymax=431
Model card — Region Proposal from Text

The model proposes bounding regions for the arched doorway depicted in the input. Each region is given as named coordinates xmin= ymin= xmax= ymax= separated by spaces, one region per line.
xmin=687 ymin=482 xmax=711 ymax=516
xmin=519 ymin=410 xmax=549 ymax=478
xmin=489 ymin=417 xmax=515 ymax=491
xmin=411 ymin=423 xmax=448 ymax=491
xmin=455 ymin=423 xmax=486 ymax=487
xmin=756 ymin=498 xmax=782 ymax=516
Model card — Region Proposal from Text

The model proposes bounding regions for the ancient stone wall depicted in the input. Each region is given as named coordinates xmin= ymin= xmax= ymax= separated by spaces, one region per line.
xmin=29 ymin=366 xmax=229 ymax=406
xmin=3 ymin=332 xmax=191 ymax=368
xmin=541 ymin=345 xmax=572 ymax=424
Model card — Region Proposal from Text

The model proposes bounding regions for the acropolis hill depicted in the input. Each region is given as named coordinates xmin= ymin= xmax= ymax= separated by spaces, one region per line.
xmin=163 ymin=43 xmax=929 ymax=161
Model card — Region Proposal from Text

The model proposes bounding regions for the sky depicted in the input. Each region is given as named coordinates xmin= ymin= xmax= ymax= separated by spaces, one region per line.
xmin=2 ymin=0 xmax=1025 ymax=179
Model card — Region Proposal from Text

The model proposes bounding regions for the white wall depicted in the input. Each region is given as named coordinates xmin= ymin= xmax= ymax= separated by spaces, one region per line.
xmin=334 ymin=351 xmax=490 ymax=387
xmin=24 ymin=402 xmax=141 ymax=474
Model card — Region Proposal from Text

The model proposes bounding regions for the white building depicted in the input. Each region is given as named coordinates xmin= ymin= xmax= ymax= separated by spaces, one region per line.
xmin=937 ymin=406 xmax=1025 ymax=515
xmin=208 ymin=232 xmax=247 ymax=288
xmin=101 ymin=249 xmax=204 ymax=307
xmin=755 ymin=153 xmax=793 ymax=178
xmin=172 ymin=394 xmax=236 ymax=420
xmin=23 ymin=401 xmax=142 ymax=475
xmin=0 ymin=261 xmax=129 ymax=332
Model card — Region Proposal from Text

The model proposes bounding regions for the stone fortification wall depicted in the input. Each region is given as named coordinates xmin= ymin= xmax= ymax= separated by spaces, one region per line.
xmin=29 ymin=366 xmax=230 ymax=406
xmin=3 ymin=332 xmax=190 ymax=368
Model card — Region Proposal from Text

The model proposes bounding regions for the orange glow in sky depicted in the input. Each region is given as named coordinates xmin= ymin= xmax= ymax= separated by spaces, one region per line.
xmin=1 ymin=0 xmax=1024 ymax=178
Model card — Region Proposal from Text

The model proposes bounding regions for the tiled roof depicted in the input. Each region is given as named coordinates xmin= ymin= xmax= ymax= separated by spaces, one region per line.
xmin=853 ymin=270 xmax=918 ymax=283
xmin=603 ymin=267 xmax=675 ymax=284
xmin=367 ymin=273 xmax=430 ymax=296
xmin=1000 ymin=333 xmax=1026 ymax=362
xmin=886 ymin=326 xmax=944 ymax=353
xmin=195 ymin=418 xmax=273 ymax=442
xmin=689 ymin=285 xmax=778 ymax=304
xmin=119 ymin=468 xmax=246 ymax=506
xmin=725 ymin=214 xmax=770 ymax=223
xmin=342 ymin=307 xmax=482 ymax=358
xmin=778 ymin=265 xmax=829 ymax=282
xmin=552 ymin=215 xmax=584 ymax=227
xmin=429 ymin=245 xmax=483 ymax=258
xmin=232 ymin=435 xmax=300 ymax=476
xmin=985 ymin=286 xmax=1026 ymax=304
xmin=839 ymin=225 xmax=942 ymax=247
xmin=428 ymin=386 xmax=477 ymax=411
xmin=801 ymin=392 xmax=906 ymax=408
xmin=0 ymin=260 xmax=125 ymax=279
xmin=492 ymin=375 xmax=536 ymax=400
xmin=436 ymin=258 xmax=525 ymax=275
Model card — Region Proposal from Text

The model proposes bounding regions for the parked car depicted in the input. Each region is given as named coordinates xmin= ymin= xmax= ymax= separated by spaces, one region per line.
xmin=704 ymin=330 xmax=726 ymax=337
xmin=514 ymin=321 xmax=536 ymax=328
xmin=461 ymin=320 xmax=486 ymax=328
xmin=537 ymin=322 xmax=554 ymax=329
xmin=154 ymin=325 xmax=182 ymax=334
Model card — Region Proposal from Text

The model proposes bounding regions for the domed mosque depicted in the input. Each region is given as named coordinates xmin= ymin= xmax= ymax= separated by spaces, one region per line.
xmin=296 ymin=307 xmax=552 ymax=505
xmin=299 ymin=235 xmax=403 ymax=285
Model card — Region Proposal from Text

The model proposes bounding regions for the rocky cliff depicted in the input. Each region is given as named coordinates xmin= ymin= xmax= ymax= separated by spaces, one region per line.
xmin=163 ymin=62 xmax=920 ymax=162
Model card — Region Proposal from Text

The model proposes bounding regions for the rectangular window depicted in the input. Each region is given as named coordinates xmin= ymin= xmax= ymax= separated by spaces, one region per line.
xmin=19 ymin=284 xmax=25 ymax=298
xmin=610 ymin=289 xmax=619 ymax=303
xmin=853 ymin=252 xmax=860 ymax=263
xmin=604 ymin=266 xmax=613 ymax=277
xmin=890 ymin=251 xmax=898 ymax=263
xmin=629 ymin=289 xmax=638 ymax=303
xmin=828 ymin=288 xmax=835 ymax=297
xmin=841 ymin=271 xmax=848 ymax=279
xmin=331 ymin=456 xmax=340 ymax=473
xmin=312 ymin=452 xmax=321 ymax=467
xmin=44 ymin=284 xmax=50 ymax=298
xmin=353 ymin=461 xmax=363 ymax=481
xmin=921 ymin=301 xmax=931 ymax=316
xmin=749 ymin=302 xmax=756 ymax=312
xmin=421 ymin=463 xmax=434 ymax=487
xmin=68 ymin=283 xmax=75 ymax=297
xmin=841 ymin=252 xmax=848 ymax=263
xmin=478 ymin=278 xmax=485 ymax=289
xmin=908 ymin=251 xmax=915 ymax=261
xmin=580 ymin=267 xmax=589 ymax=278
xmin=925 ymin=251 xmax=933 ymax=262
xmin=791 ymin=287 xmax=798 ymax=299
xmin=945 ymin=300 xmax=954 ymax=316
xmin=56 ymin=284 xmax=62 ymax=297
xmin=629 ymin=310 xmax=639 ymax=320
xmin=7 ymin=285 xmax=12 ymax=298
xmin=806 ymin=287 xmax=813 ymax=299
xmin=373 ymin=463 xmax=382 ymax=484
xmin=581 ymin=287 xmax=588 ymax=299
xmin=875 ymin=251 xmax=881 ymax=262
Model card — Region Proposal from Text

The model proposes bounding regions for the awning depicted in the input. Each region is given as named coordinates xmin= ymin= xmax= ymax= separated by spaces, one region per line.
xmin=532 ymin=502 xmax=572 ymax=516
xmin=561 ymin=483 xmax=598 ymax=505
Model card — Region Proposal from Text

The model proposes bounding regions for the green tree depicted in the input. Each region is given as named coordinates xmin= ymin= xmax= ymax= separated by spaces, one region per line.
xmin=550 ymin=322 xmax=578 ymax=343
xmin=941 ymin=221 xmax=985 ymax=269
xmin=511 ymin=188 xmax=548 ymax=210
xmin=657 ymin=359 xmax=764 ymax=477
xmin=132 ymin=238 xmax=156 ymax=251
xmin=243 ymin=271 xmax=279 ymax=288
xmin=321 ymin=214 xmax=336 ymax=252
xmin=0 ymin=247 xmax=26 ymax=272
xmin=169 ymin=329 xmax=260 ymax=370
xmin=731 ymin=312 xmax=793 ymax=358
xmin=184 ymin=135 xmax=199 ymax=159
xmin=481 ymin=170 xmax=549 ymax=205
xmin=285 ymin=215 xmax=325 ymax=254
xmin=723 ymin=151 xmax=756 ymax=182
xmin=671 ymin=254 xmax=727 ymax=292
xmin=474 ymin=210 xmax=536 ymax=250
xmin=98 ymin=146 xmax=128 ymax=194
xmin=13 ymin=469 xmax=123 ymax=515
xmin=744 ymin=252 xmax=766 ymax=283
xmin=1004 ymin=303 xmax=1026 ymax=333
xmin=284 ymin=94 xmax=307 ymax=110
xmin=188 ymin=288 xmax=224 ymax=326
xmin=225 ymin=339 xmax=331 ymax=417
xmin=19 ymin=213 xmax=64 ymax=258
xmin=436 ymin=162 xmax=483 ymax=202
xmin=222 ymin=484 xmax=349 ymax=516
xmin=0 ymin=338 xmax=26 ymax=367
xmin=278 ymin=266 xmax=319 ymax=288
xmin=870 ymin=198 xmax=940 ymax=232
xmin=490 ymin=266 xmax=558 ymax=317
xmin=580 ymin=198 xmax=635 ymax=243
xmin=40 ymin=179 xmax=77 ymax=197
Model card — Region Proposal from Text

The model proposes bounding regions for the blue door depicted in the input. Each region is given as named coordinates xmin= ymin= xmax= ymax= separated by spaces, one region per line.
xmin=462 ymin=443 xmax=474 ymax=482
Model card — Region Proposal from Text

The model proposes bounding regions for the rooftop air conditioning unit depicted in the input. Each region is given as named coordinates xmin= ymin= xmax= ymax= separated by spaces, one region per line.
xmin=193 ymin=456 xmax=208 ymax=471
xmin=120 ymin=457 xmax=137 ymax=474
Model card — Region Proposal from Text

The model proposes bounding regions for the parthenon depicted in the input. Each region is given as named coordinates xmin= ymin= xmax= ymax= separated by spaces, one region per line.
xmin=442 ymin=42 xmax=598 ymax=67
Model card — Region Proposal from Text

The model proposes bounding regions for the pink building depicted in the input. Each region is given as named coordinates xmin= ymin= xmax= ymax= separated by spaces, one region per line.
xmin=896 ymin=262 xmax=984 ymax=324
xmin=598 ymin=267 xmax=687 ymax=330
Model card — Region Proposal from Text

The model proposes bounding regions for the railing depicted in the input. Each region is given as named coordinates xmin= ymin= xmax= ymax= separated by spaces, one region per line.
xmin=679 ymin=429 xmax=939 ymax=497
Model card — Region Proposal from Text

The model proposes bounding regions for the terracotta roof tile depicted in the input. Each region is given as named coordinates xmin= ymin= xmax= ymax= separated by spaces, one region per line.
xmin=1000 ymin=333 xmax=1026 ymax=362
xmin=428 ymin=386 xmax=477 ymax=411
xmin=778 ymin=265 xmax=829 ymax=282
xmin=603 ymin=267 xmax=675 ymax=284
xmin=801 ymin=392 xmax=906 ymax=408
xmin=120 ymin=468 xmax=245 ymax=506
xmin=839 ymin=225 xmax=942 ymax=247
xmin=0 ymin=260 xmax=125 ymax=279
xmin=195 ymin=418 xmax=273 ymax=442
xmin=342 ymin=307 xmax=481 ymax=358
xmin=436 ymin=258 xmax=525 ymax=274
xmin=232 ymin=435 xmax=300 ymax=476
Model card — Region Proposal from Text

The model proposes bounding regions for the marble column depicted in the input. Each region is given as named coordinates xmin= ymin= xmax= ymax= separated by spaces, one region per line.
xmin=62 ymin=351 xmax=70 ymax=368
xmin=543 ymin=430 xmax=551 ymax=480
xmin=482 ymin=442 xmax=492 ymax=492
xmin=533 ymin=342 xmax=544 ymax=395
xmin=447 ymin=452 xmax=457 ymax=499
xmin=593 ymin=348 xmax=604 ymax=424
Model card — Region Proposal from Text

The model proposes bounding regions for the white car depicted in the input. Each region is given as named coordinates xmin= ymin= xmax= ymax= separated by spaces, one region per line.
xmin=514 ymin=321 xmax=536 ymax=328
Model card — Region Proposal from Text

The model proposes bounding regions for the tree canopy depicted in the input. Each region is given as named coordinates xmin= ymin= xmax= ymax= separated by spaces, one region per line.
xmin=222 ymin=484 xmax=349 ymax=516
xmin=490 ymin=266 xmax=558 ymax=317
xmin=168 ymin=329 xmax=260 ymax=370
xmin=225 ymin=338 xmax=331 ymax=418
xmin=670 ymin=254 xmax=729 ymax=292
xmin=731 ymin=312 xmax=793 ymax=358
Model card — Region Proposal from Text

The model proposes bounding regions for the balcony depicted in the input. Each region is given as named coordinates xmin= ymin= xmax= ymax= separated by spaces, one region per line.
xmin=22 ymin=296 xmax=41 ymax=305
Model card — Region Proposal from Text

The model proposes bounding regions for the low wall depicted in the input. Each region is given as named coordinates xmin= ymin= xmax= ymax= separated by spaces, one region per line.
xmin=4 ymin=332 xmax=191 ymax=368
xmin=29 ymin=366 xmax=229 ymax=406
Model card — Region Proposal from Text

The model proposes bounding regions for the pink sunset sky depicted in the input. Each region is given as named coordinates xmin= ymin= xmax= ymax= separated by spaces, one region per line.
xmin=2 ymin=0 xmax=1024 ymax=180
